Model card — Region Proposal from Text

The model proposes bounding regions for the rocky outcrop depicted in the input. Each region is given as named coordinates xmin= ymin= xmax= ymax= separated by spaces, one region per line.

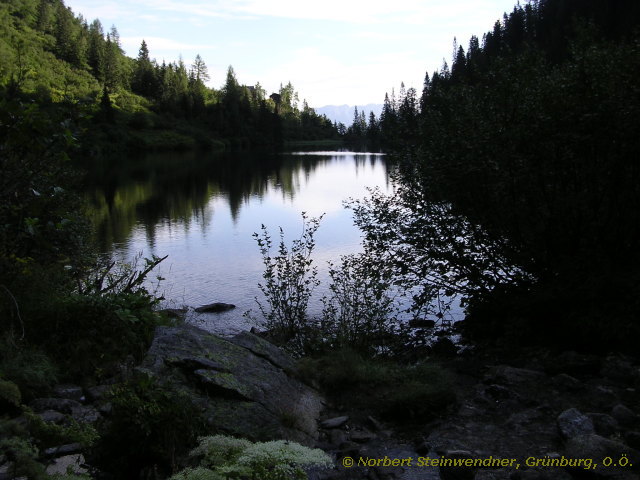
xmin=138 ymin=325 xmax=324 ymax=445
xmin=194 ymin=302 xmax=236 ymax=313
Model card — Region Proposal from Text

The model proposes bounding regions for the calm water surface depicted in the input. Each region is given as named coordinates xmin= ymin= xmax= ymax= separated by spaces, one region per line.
xmin=86 ymin=149 xmax=394 ymax=334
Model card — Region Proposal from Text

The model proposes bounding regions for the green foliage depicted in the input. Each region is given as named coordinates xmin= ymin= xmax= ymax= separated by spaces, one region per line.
xmin=0 ymin=406 xmax=97 ymax=480
xmin=298 ymin=351 xmax=455 ymax=424
xmin=253 ymin=215 xmax=406 ymax=355
xmin=93 ymin=374 xmax=206 ymax=479
xmin=0 ymin=334 xmax=58 ymax=400
xmin=374 ymin=0 xmax=640 ymax=351
xmin=321 ymin=251 xmax=399 ymax=353
xmin=0 ymin=378 xmax=21 ymax=408
xmin=253 ymin=213 xmax=322 ymax=347
xmin=0 ymin=435 xmax=45 ymax=479
xmin=23 ymin=407 xmax=99 ymax=449
xmin=172 ymin=435 xmax=333 ymax=480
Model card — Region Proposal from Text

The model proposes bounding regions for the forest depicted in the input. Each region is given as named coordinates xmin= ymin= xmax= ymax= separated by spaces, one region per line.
xmin=351 ymin=0 xmax=640 ymax=352
xmin=0 ymin=0 xmax=341 ymax=152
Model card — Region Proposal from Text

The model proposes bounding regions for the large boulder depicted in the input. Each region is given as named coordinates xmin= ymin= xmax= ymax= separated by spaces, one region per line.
xmin=138 ymin=325 xmax=323 ymax=445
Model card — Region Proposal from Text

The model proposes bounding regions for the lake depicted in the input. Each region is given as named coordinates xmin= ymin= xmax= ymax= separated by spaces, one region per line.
xmin=85 ymin=149 xmax=396 ymax=335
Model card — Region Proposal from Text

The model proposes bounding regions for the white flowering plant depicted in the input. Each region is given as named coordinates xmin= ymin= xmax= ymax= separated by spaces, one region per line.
xmin=170 ymin=435 xmax=333 ymax=480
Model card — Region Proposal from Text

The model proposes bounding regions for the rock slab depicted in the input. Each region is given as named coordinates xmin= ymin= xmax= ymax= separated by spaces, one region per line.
xmin=139 ymin=325 xmax=323 ymax=445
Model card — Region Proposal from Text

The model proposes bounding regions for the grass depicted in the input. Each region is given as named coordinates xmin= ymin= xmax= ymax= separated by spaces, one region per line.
xmin=297 ymin=349 xmax=456 ymax=425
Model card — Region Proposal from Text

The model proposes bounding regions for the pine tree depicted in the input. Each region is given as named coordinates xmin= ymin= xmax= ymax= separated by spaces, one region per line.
xmin=87 ymin=19 xmax=105 ymax=81
xmin=191 ymin=54 xmax=209 ymax=84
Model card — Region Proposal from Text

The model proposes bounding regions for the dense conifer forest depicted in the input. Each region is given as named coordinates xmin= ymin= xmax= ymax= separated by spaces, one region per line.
xmin=0 ymin=0 xmax=340 ymax=152
xmin=352 ymin=0 xmax=640 ymax=352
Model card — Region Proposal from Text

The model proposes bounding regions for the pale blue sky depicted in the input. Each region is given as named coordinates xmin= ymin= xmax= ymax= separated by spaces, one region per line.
xmin=65 ymin=0 xmax=520 ymax=107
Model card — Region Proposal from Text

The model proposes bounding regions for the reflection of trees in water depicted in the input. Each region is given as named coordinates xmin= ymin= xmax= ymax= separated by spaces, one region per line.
xmin=84 ymin=151 xmax=386 ymax=252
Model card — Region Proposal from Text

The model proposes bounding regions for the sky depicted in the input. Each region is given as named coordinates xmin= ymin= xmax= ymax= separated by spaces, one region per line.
xmin=64 ymin=0 xmax=520 ymax=108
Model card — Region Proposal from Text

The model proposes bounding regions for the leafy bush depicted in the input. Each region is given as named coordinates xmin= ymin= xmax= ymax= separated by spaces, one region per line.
xmin=321 ymin=251 xmax=399 ymax=354
xmin=253 ymin=213 xmax=322 ymax=347
xmin=172 ymin=435 xmax=333 ymax=480
xmin=0 ymin=334 xmax=58 ymax=400
xmin=299 ymin=351 xmax=455 ymax=424
xmin=93 ymin=374 xmax=206 ymax=479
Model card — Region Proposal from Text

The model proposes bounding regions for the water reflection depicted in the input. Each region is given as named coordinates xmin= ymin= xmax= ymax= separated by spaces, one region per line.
xmin=84 ymin=150 xmax=392 ymax=335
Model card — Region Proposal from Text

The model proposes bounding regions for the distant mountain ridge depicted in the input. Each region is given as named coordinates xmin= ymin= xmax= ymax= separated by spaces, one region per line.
xmin=316 ymin=104 xmax=383 ymax=126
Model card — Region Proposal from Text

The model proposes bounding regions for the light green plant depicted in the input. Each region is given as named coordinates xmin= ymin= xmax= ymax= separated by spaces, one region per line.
xmin=173 ymin=435 xmax=333 ymax=480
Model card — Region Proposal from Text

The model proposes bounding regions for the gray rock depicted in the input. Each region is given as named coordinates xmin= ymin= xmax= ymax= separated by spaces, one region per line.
xmin=84 ymin=384 xmax=112 ymax=402
xmin=38 ymin=410 xmax=66 ymax=424
xmin=624 ymin=431 xmax=640 ymax=450
xmin=70 ymin=405 xmax=101 ymax=424
xmin=228 ymin=331 xmax=297 ymax=374
xmin=587 ymin=413 xmax=619 ymax=437
xmin=45 ymin=454 xmax=87 ymax=476
xmin=564 ymin=434 xmax=640 ymax=472
xmin=550 ymin=373 xmax=582 ymax=391
xmin=52 ymin=384 xmax=84 ymax=402
xmin=440 ymin=450 xmax=476 ymax=480
xmin=139 ymin=325 xmax=323 ymax=445
xmin=194 ymin=302 xmax=236 ymax=313
xmin=328 ymin=429 xmax=347 ymax=446
xmin=350 ymin=430 xmax=375 ymax=443
xmin=546 ymin=351 xmax=600 ymax=376
xmin=600 ymin=355 xmax=636 ymax=383
xmin=43 ymin=443 xmax=82 ymax=458
xmin=611 ymin=404 xmax=638 ymax=426
xmin=485 ymin=366 xmax=546 ymax=386
xmin=165 ymin=355 xmax=230 ymax=373
xmin=557 ymin=408 xmax=595 ymax=439
xmin=320 ymin=416 xmax=349 ymax=429
xmin=30 ymin=398 xmax=81 ymax=414
xmin=366 ymin=416 xmax=384 ymax=432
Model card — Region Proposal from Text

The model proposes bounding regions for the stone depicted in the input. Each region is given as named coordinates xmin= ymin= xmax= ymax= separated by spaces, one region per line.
xmin=550 ymin=373 xmax=582 ymax=392
xmin=545 ymin=351 xmax=601 ymax=376
xmin=564 ymin=434 xmax=640 ymax=472
xmin=350 ymin=430 xmax=375 ymax=443
xmin=52 ymin=384 xmax=84 ymax=402
xmin=440 ymin=450 xmax=477 ymax=480
xmin=45 ymin=454 xmax=87 ymax=476
xmin=320 ymin=416 xmax=349 ymax=429
xmin=139 ymin=325 xmax=323 ymax=445
xmin=485 ymin=366 xmax=546 ymax=386
xmin=228 ymin=331 xmax=297 ymax=374
xmin=84 ymin=384 xmax=111 ymax=402
xmin=328 ymin=429 xmax=347 ymax=446
xmin=38 ymin=410 xmax=66 ymax=424
xmin=194 ymin=302 xmax=236 ymax=313
xmin=166 ymin=355 xmax=230 ymax=373
xmin=484 ymin=384 xmax=515 ymax=401
xmin=624 ymin=432 xmax=640 ymax=450
xmin=611 ymin=404 xmax=638 ymax=426
xmin=366 ymin=416 xmax=384 ymax=432
xmin=600 ymin=355 xmax=636 ymax=383
xmin=587 ymin=413 xmax=619 ymax=437
xmin=43 ymin=443 xmax=83 ymax=458
xmin=29 ymin=398 xmax=81 ymax=414
xmin=557 ymin=408 xmax=595 ymax=439
xmin=70 ymin=405 xmax=101 ymax=424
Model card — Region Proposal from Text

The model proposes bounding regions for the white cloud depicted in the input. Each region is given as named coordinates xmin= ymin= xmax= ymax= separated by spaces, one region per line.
xmin=121 ymin=36 xmax=218 ymax=61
